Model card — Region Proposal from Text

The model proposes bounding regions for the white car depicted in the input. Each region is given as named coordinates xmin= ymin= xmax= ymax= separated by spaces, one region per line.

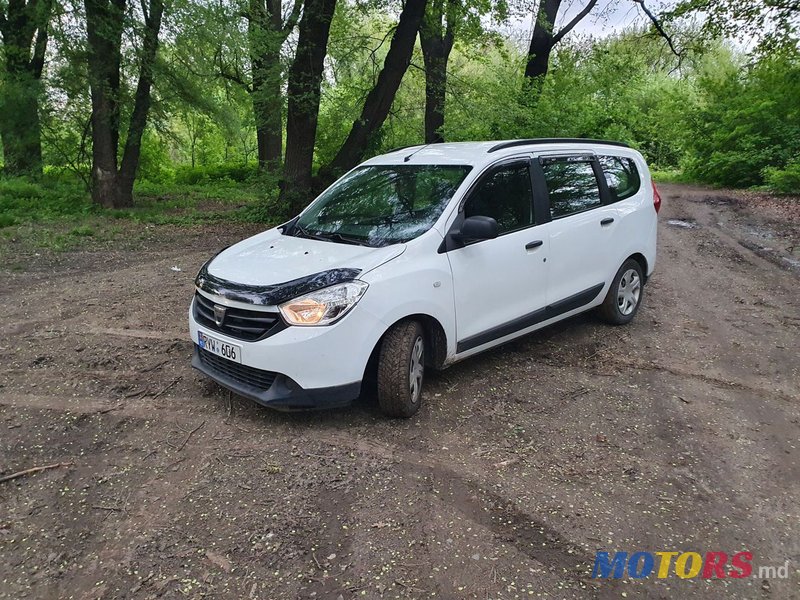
xmin=190 ymin=139 xmax=660 ymax=417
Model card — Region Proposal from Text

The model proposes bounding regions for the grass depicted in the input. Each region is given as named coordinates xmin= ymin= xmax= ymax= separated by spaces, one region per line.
xmin=651 ymin=169 xmax=694 ymax=185
xmin=0 ymin=175 xmax=282 ymax=256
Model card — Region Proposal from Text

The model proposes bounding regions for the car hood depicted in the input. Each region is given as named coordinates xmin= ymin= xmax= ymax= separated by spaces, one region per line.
xmin=206 ymin=227 xmax=405 ymax=288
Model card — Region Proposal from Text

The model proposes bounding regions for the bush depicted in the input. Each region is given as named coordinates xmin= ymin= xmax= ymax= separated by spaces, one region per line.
xmin=763 ymin=160 xmax=800 ymax=194
xmin=683 ymin=49 xmax=800 ymax=188
xmin=0 ymin=178 xmax=43 ymax=199
xmin=0 ymin=177 xmax=93 ymax=223
xmin=173 ymin=163 xmax=258 ymax=185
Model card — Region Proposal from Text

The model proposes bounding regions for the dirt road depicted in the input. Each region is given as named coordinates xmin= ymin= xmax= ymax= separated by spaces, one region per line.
xmin=1 ymin=184 xmax=798 ymax=599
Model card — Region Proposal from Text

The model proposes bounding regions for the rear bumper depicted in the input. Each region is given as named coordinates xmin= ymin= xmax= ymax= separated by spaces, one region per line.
xmin=191 ymin=345 xmax=361 ymax=411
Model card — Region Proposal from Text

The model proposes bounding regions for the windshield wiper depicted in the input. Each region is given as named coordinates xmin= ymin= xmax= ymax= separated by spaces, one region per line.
xmin=293 ymin=223 xmax=369 ymax=246
xmin=311 ymin=231 xmax=370 ymax=246
xmin=292 ymin=223 xmax=323 ymax=240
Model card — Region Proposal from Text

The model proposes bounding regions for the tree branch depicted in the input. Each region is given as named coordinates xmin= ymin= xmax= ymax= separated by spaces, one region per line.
xmin=119 ymin=0 xmax=164 ymax=182
xmin=219 ymin=70 xmax=252 ymax=91
xmin=443 ymin=0 xmax=459 ymax=53
xmin=633 ymin=0 xmax=682 ymax=58
xmin=213 ymin=46 xmax=252 ymax=92
xmin=282 ymin=0 xmax=302 ymax=37
xmin=552 ymin=0 xmax=599 ymax=45
xmin=27 ymin=0 xmax=53 ymax=78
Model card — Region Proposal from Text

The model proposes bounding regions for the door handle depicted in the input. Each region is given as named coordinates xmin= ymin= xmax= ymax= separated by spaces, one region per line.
xmin=601 ymin=217 xmax=615 ymax=226
xmin=525 ymin=240 xmax=543 ymax=250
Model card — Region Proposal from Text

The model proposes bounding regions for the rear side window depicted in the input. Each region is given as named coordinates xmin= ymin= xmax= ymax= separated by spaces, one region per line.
xmin=599 ymin=155 xmax=641 ymax=202
xmin=464 ymin=162 xmax=534 ymax=234
xmin=541 ymin=158 xmax=602 ymax=218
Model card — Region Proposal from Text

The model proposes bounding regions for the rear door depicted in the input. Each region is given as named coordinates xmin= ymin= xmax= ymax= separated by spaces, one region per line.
xmin=596 ymin=154 xmax=650 ymax=270
xmin=537 ymin=154 xmax=618 ymax=307
xmin=445 ymin=158 xmax=550 ymax=354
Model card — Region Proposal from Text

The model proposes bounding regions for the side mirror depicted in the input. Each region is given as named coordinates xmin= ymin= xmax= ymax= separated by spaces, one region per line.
xmin=455 ymin=215 xmax=498 ymax=242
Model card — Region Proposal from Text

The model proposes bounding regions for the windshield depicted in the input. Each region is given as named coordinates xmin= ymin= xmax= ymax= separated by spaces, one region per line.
xmin=290 ymin=164 xmax=472 ymax=247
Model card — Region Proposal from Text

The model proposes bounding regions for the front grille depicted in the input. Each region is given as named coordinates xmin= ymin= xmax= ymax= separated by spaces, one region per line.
xmin=194 ymin=292 xmax=282 ymax=341
xmin=197 ymin=347 xmax=277 ymax=390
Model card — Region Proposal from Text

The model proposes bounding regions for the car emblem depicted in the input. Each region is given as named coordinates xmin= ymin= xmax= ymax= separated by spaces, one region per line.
xmin=214 ymin=305 xmax=227 ymax=326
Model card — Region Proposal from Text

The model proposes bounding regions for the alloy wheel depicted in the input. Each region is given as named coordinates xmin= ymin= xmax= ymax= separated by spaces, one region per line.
xmin=617 ymin=269 xmax=641 ymax=316
xmin=408 ymin=335 xmax=424 ymax=404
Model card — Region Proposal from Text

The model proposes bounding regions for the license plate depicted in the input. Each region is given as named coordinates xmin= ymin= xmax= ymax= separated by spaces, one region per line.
xmin=198 ymin=330 xmax=242 ymax=363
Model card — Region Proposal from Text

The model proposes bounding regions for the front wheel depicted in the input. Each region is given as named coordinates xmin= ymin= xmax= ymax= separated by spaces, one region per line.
xmin=377 ymin=320 xmax=425 ymax=418
xmin=598 ymin=259 xmax=644 ymax=325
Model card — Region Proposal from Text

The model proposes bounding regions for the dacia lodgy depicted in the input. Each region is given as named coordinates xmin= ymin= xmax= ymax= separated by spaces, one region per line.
xmin=190 ymin=139 xmax=660 ymax=417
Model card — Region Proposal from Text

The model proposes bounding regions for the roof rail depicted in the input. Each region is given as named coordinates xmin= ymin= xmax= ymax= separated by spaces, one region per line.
xmin=487 ymin=138 xmax=632 ymax=153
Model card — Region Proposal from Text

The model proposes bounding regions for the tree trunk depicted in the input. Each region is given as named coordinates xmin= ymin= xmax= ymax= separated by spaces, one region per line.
xmin=252 ymin=49 xmax=283 ymax=170
xmin=85 ymin=0 xmax=163 ymax=208
xmin=420 ymin=0 xmax=454 ymax=144
xmin=281 ymin=0 xmax=337 ymax=215
xmin=248 ymin=0 xmax=301 ymax=171
xmin=0 ymin=76 xmax=43 ymax=175
xmin=85 ymin=0 xmax=125 ymax=207
xmin=249 ymin=0 xmax=284 ymax=170
xmin=524 ymin=0 xmax=561 ymax=87
xmin=118 ymin=0 xmax=164 ymax=203
xmin=317 ymin=0 xmax=428 ymax=186
xmin=0 ymin=0 xmax=53 ymax=176
xmin=523 ymin=0 xmax=597 ymax=96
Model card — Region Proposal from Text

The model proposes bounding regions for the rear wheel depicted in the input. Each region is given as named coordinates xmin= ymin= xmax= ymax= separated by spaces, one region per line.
xmin=598 ymin=259 xmax=644 ymax=325
xmin=377 ymin=320 xmax=425 ymax=418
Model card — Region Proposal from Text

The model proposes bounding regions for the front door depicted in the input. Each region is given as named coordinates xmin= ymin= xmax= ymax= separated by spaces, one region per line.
xmin=446 ymin=158 xmax=550 ymax=354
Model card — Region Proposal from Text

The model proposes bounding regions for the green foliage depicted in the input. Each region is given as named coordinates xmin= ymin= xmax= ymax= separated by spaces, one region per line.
xmin=440 ymin=30 xmax=698 ymax=171
xmin=4 ymin=0 xmax=798 ymax=231
xmin=681 ymin=48 xmax=800 ymax=187
xmin=69 ymin=224 xmax=95 ymax=237
xmin=173 ymin=163 xmax=259 ymax=185
xmin=0 ymin=177 xmax=93 ymax=226
xmin=763 ymin=159 xmax=800 ymax=194
xmin=0 ymin=172 xmax=278 ymax=240
xmin=668 ymin=0 xmax=800 ymax=51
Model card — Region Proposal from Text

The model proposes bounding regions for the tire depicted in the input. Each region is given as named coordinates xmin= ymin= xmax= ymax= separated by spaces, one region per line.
xmin=598 ymin=259 xmax=644 ymax=325
xmin=377 ymin=320 xmax=425 ymax=418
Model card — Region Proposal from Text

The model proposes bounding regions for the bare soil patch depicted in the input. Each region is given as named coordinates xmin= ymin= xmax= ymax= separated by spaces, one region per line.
xmin=1 ymin=184 xmax=798 ymax=599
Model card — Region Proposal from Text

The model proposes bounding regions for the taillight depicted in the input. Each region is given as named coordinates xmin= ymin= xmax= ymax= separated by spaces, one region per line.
xmin=652 ymin=181 xmax=662 ymax=214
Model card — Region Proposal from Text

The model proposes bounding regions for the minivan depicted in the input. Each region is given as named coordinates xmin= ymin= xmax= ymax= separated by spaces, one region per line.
xmin=190 ymin=139 xmax=660 ymax=417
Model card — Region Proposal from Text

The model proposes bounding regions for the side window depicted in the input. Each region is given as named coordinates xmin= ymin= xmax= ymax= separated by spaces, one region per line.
xmin=541 ymin=158 xmax=602 ymax=219
xmin=599 ymin=155 xmax=641 ymax=202
xmin=464 ymin=162 xmax=534 ymax=234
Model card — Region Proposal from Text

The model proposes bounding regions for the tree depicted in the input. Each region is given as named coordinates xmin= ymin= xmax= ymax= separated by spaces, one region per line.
xmin=419 ymin=0 xmax=499 ymax=143
xmin=84 ymin=0 xmax=164 ymax=207
xmin=419 ymin=0 xmax=456 ymax=143
xmin=317 ymin=0 xmax=428 ymax=184
xmin=281 ymin=0 xmax=337 ymax=214
xmin=525 ymin=0 xmax=598 ymax=91
xmin=682 ymin=47 xmax=800 ymax=187
xmin=668 ymin=0 xmax=799 ymax=49
xmin=175 ymin=0 xmax=301 ymax=171
xmin=247 ymin=0 xmax=301 ymax=169
xmin=0 ymin=0 xmax=53 ymax=175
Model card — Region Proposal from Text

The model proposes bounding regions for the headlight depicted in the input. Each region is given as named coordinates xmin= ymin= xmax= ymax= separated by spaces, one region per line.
xmin=279 ymin=281 xmax=368 ymax=326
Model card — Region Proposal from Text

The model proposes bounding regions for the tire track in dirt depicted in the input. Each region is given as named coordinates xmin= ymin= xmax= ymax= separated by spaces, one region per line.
xmin=307 ymin=430 xmax=623 ymax=597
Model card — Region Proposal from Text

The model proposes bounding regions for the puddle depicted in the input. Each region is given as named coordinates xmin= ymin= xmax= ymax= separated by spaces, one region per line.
xmin=743 ymin=226 xmax=776 ymax=240
xmin=701 ymin=195 xmax=736 ymax=206
xmin=667 ymin=219 xmax=698 ymax=229
xmin=782 ymin=256 xmax=800 ymax=269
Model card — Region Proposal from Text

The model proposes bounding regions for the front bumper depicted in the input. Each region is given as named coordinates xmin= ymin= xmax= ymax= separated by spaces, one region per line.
xmin=192 ymin=345 xmax=361 ymax=410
